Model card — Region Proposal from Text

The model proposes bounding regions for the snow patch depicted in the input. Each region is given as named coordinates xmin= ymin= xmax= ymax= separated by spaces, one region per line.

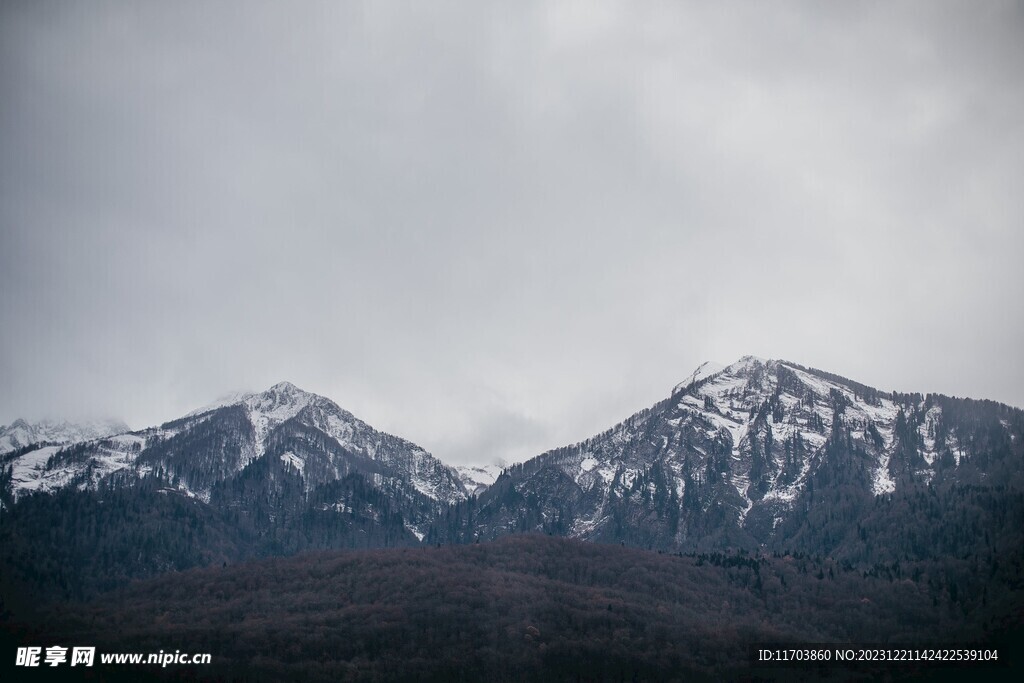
xmin=9 ymin=446 xmax=62 ymax=495
xmin=456 ymin=464 xmax=503 ymax=495
xmin=673 ymin=360 xmax=726 ymax=394
xmin=0 ymin=418 xmax=129 ymax=454
xmin=872 ymin=454 xmax=896 ymax=495
xmin=280 ymin=451 xmax=305 ymax=474
xmin=570 ymin=515 xmax=607 ymax=538
xmin=596 ymin=465 xmax=616 ymax=485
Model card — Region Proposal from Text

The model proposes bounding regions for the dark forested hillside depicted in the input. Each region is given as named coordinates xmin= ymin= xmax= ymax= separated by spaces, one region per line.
xmin=0 ymin=472 xmax=419 ymax=609
xmin=4 ymin=535 xmax=1020 ymax=682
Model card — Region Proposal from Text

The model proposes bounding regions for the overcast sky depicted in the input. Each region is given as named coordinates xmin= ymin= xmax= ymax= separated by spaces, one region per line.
xmin=2 ymin=1 xmax=1022 ymax=465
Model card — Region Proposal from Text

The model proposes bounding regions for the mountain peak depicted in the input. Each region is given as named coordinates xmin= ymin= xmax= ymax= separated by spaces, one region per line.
xmin=467 ymin=354 xmax=1024 ymax=552
xmin=674 ymin=355 xmax=771 ymax=394
xmin=267 ymin=380 xmax=302 ymax=394
xmin=187 ymin=382 xmax=313 ymax=419
xmin=728 ymin=354 xmax=769 ymax=370
xmin=674 ymin=360 xmax=726 ymax=394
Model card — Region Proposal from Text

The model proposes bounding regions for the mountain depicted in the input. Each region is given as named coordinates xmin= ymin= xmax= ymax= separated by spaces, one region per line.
xmin=456 ymin=463 xmax=504 ymax=496
xmin=0 ymin=417 xmax=129 ymax=455
xmin=437 ymin=357 xmax=1024 ymax=563
xmin=3 ymin=360 xmax=1022 ymax=679
xmin=0 ymin=382 xmax=469 ymax=600
xmin=3 ymin=361 xmax=1023 ymax=606
xmin=2 ymin=381 xmax=465 ymax=506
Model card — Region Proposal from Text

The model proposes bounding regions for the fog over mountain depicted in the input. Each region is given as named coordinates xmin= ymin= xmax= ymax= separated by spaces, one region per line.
xmin=2 ymin=1 xmax=1022 ymax=467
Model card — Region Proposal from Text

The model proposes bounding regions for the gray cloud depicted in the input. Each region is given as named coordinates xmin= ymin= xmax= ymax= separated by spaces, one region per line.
xmin=2 ymin=1 xmax=1022 ymax=464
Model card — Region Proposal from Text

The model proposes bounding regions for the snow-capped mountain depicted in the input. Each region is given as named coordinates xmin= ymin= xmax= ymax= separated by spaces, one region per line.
xmin=0 ymin=418 xmax=129 ymax=454
xmin=454 ymin=356 xmax=1023 ymax=554
xmin=1 ymin=382 xmax=466 ymax=510
xmin=456 ymin=463 xmax=505 ymax=496
xmin=3 ymin=359 xmax=1022 ymax=602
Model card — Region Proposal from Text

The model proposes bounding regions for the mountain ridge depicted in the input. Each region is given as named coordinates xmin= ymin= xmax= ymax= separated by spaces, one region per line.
xmin=434 ymin=356 xmax=1023 ymax=558
xmin=0 ymin=417 xmax=129 ymax=455
xmin=2 ymin=357 xmax=1022 ymax=603
xmin=3 ymin=381 xmax=467 ymax=505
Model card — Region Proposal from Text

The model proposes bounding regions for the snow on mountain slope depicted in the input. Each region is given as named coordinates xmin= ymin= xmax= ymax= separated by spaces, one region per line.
xmin=0 ymin=418 xmax=130 ymax=454
xmin=241 ymin=382 xmax=316 ymax=458
xmin=456 ymin=463 xmax=504 ymax=496
xmin=2 ymin=383 xmax=466 ymax=506
xmin=672 ymin=360 xmax=726 ymax=395
xmin=2 ymin=430 xmax=150 ymax=501
xmin=258 ymin=383 xmax=466 ymax=503
xmin=482 ymin=356 xmax=993 ymax=546
xmin=8 ymin=445 xmax=63 ymax=494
